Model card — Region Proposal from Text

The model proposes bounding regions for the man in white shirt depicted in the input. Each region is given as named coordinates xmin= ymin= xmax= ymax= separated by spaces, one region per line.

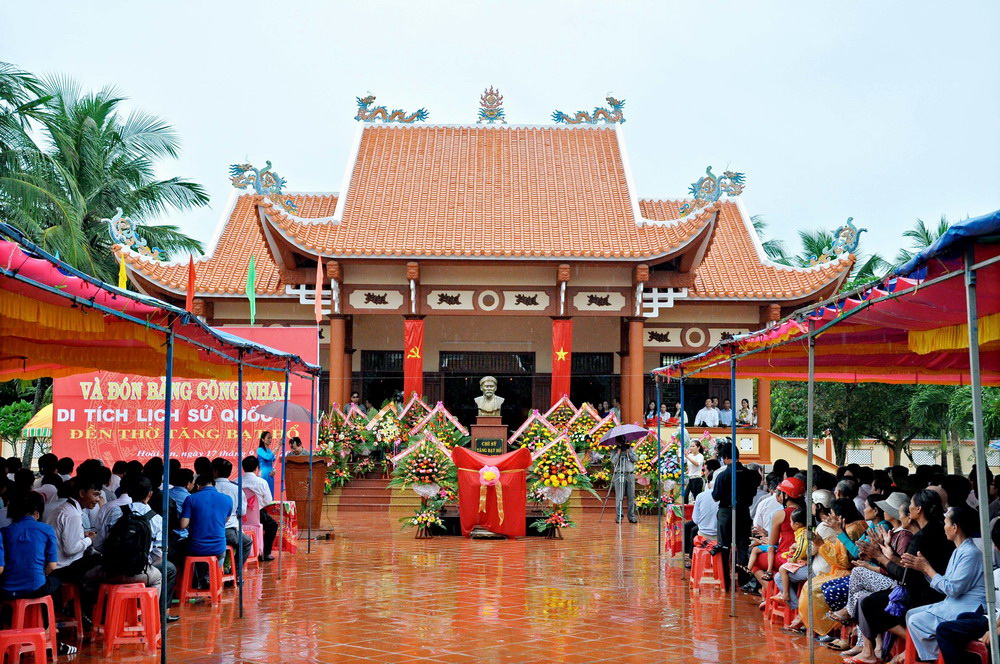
xmin=45 ymin=476 xmax=102 ymax=584
xmin=211 ymin=458 xmax=252 ymax=570
xmin=92 ymin=481 xmax=134 ymax=552
xmin=241 ymin=456 xmax=278 ymax=561
xmin=751 ymin=476 xmax=783 ymax=535
xmin=83 ymin=477 xmax=179 ymax=623
xmin=718 ymin=399 xmax=733 ymax=427
xmin=693 ymin=399 xmax=720 ymax=427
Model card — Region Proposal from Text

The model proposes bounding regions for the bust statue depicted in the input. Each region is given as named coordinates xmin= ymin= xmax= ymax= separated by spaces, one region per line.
xmin=474 ymin=375 xmax=505 ymax=417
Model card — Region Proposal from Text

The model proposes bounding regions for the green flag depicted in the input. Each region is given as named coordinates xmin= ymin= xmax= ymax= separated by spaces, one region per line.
xmin=246 ymin=255 xmax=256 ymax=325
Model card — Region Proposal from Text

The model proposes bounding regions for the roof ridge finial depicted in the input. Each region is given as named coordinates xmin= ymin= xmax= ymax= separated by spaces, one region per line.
xmin=477 ymin=86 xmax=506 ymax=124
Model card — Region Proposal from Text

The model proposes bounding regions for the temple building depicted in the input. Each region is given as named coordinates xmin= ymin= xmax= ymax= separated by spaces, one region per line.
xmin=120 ymin=102 xmax=855 ymax=429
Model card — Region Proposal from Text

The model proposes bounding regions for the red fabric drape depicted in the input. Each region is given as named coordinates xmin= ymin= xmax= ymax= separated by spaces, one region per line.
xmin=403 ymin=317 xmax=424 ymax=398
xmin=550 ymin=318 xmax=573 ymax=405
xmin=185 ymin=255 xmax=196 ymax=312
xmin=451 ymin=447 xmax=532 ymax=538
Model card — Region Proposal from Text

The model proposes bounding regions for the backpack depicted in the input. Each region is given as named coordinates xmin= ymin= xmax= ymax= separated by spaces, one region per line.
xmin=103 ymin=505 xmax=156 ymax=577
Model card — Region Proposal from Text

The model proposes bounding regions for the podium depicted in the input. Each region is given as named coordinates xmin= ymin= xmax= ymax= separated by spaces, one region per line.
xmin=284 ymin=457 xmax=326 ymax=530
xmin=471 ymin=416 xmax=508 ymax=455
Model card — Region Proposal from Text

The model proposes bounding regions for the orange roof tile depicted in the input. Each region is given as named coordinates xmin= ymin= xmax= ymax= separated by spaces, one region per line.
xmin=262 ymin=125 xmax=713 ymax=260
xmin=678 ymin=200 xmax=852 ymax=300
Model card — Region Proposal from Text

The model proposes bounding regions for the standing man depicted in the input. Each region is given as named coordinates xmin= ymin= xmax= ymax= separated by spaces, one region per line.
xmin=210 ymin=458 xmax=252 ymax=571
xmin=718 ymin=399 xmax=733 ymax=427
xmin=694 ymin=398 xmax=720 ymax=427
xmin=711 ymin=441 xmax=759 ymax=589
xmin=610 ymin=441 xmax=638 ymax=524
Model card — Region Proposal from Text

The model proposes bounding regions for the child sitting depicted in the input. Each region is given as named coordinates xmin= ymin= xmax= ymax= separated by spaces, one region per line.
xmin=777 ymin=508 xmax=809 ymax=604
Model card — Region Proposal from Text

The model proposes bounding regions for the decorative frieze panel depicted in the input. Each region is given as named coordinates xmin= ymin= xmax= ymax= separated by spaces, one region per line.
xmin=568 ymin=288 xmax=629 ymax=315
xmin=421 ymin=287 xmax=556 ymax=316
xmin=344 ymin=287 xmax=406 ymax=313
xmin=643 ymin=324 xmax=751 ymax=352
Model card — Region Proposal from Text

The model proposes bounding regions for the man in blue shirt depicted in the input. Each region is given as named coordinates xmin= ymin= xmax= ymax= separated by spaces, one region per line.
xmin=179 ymin=474 xmax=232 ymax=588
xmin=0 ymin=491 xmax=60 ymax=600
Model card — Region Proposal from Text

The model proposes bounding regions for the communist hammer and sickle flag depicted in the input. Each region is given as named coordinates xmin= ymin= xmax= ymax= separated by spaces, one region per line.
xmin=403 ymin=317 xmax=424 ymax=398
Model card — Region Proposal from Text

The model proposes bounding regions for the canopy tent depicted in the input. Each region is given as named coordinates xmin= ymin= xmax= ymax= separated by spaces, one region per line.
xmin=652 ymin=216 xmax=1000 ymax=384
xmin=20 ymin=403 xmax=52 ymax=438
xmin=0 ymin=221 xmax=321 ymax=664
xmin=0 ymin=223 xmax=317 ymax=382
xmin=652 ymin=209 xmax=1000 ymax=664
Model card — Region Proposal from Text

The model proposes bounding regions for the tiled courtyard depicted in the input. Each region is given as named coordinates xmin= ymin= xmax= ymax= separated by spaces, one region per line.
xmin=71 ymin=511 xmax=844 ymax=663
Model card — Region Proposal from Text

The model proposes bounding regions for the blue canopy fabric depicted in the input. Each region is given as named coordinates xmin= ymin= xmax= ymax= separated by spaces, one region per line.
xmin=896 ymin=209 xmax=1000 ymax=276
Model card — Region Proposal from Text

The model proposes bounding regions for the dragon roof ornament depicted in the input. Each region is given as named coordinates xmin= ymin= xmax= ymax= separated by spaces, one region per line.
xmin=354 ymin=94 xmax=428 ymax=123
xmin=477 ymin=86 xmax=506 ymax=124
xmin=678 ymin=167 xmax=746 ymax=217
xmin=552 ymin=96 xmax=625 ymax=125
xmin=809 ymin=218 xmax=866 ymax=266
xmin=229 ymin=161 xmax=299 ymax=215
xmin=105 ymin=208 xmax=165 ymax=261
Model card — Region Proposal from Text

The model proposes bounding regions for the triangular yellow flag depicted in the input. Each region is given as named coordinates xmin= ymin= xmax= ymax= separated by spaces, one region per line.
xmin=117 ymin=254 xmax=127 ymax=290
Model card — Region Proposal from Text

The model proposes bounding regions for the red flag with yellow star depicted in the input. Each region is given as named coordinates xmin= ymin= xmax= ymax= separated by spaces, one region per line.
xmin=403 ymin=317 xmax=424 ymax=399
xmin=550 ymin=318 xmax=573 ymax=405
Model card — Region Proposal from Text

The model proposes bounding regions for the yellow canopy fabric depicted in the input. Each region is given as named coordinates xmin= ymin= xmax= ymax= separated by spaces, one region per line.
xmin=21 ymin=404 xmax=52 ymax=438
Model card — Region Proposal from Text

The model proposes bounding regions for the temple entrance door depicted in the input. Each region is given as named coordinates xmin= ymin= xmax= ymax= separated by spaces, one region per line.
xmin=439 ymin=352 xmax=536 ymax=430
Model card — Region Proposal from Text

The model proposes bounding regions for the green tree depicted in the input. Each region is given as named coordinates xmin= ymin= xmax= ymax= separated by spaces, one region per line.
xmin=0 ymin=70 xmax=208 ymax=282
xmin=0 ymin=400 xmax=32 ymax=455
xmin=750 ymin=215 xmax=790 ymax=262
xmin=895 ymin=216 xmax=953 ymax=266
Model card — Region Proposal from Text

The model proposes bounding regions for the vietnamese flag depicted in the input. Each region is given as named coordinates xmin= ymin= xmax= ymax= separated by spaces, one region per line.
xmin=550 ymin=318 xmax=573 ymax=405
xmin=313 ymin=257 xmax=324 ymax=324
xmin=403 ymin=317 xmax=424 ymax=399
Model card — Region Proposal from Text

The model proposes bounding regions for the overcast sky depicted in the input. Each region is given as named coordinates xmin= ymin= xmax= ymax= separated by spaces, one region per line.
xmin=3 ymin=1 xmax=998 ymax=262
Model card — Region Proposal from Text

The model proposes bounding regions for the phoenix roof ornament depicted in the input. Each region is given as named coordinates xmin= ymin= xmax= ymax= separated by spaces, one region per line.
xmin=105 ymin=208 xmax=165 ymax=261
xmin=809 ymin=218 xmax=866 ymax=265
xmin=229 ymin=161 xmax=298 ymax=214
xmin=678 ymin=167 xmax=746 ymax=217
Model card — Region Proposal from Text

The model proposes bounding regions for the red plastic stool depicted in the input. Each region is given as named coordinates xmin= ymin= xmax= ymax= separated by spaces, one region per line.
xmin=5 ymin=595 xmax=57 ymax=662
xmin=689 ymin=546 xmax=724 ymax=588
xmin=56 ymin=582 xmax=83 ymax=646
xmin=764 ymin=592 xmax=796 ymax=626
xmin=179 ymin=556 xmax=223 ymax=603
xmin=92 ymin=583 xmax=145 ymax=640
xmin=103 ymin=586 xmax=160 ymax=655
xmin=242 ymin=525 xmax=263 ymax=569
xmin=221 ymin=546 xmax=237 ymax=586
xmin=0 ymin=628 xmax=48 ymax=664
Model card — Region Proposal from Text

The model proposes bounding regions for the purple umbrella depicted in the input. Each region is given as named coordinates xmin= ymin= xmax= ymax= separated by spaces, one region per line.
xmin=597 ymin=424 xmax=651 ymax=448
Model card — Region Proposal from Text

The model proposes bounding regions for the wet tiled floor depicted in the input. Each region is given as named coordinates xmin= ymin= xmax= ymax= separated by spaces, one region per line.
xmin=73 ymin=511 xmax=842 ymax=663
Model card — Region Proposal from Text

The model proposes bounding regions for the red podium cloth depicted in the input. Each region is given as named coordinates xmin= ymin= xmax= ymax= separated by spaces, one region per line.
xmin=452 ymin=447 xmax=532 ymax=538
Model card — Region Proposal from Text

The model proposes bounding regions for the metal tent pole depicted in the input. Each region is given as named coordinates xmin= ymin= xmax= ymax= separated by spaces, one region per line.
xmin=655 ymin=375 xmax=663 ymax=556
xmin=307 ymin=374 xmax=316 ymax=554
xmin=679 ymin=369 xmax=686 ymax=581
xmin=159 ymin=329 xmax=174 ymax=664
xmin=729 ymin=353 xmax=737 ymax=618
xmin=964 ymin=247 xmax=999 ymax=664
xmin=236 ymin=353 xmax=245 ymax=619
xmin=277 ymin=363 xmax=291 ymax=581
xmin=806 ymin=326 xmax=816 ymax=664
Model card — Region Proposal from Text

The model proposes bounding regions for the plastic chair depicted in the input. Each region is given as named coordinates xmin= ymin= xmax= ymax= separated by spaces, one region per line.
xmin=179 ymin=556 xmax=223 ymax=604
xmin=221 ymin=547 xmax=237 ymax=586
xmin=5 ymin=595 xmax=57 ymax=662
xmin=56 ymin=582 xmax=83 ymax=647
xmin=763 ymin=591 xmax=795 ymax=627
xmin=92 ymin=583 xmax=145 ymax=639
xmin=243 ymin=525 xmax=263 ymax=568
xmin=689 ymin=545 xmax=724 ymax=588
xmin=0 ymin=628 xmax=48 ymax=664
xmin=242 ymin=490 xmax=261 ymax=527
xmin=103 ymin=586 xmax=160 ymax=655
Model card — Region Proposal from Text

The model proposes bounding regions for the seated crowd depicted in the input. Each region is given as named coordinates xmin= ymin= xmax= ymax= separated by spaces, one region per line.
xmin=682 ymin=445 xmax=1000 ymax=664
xmin=0 ymin=452 xmax=279 ymax=653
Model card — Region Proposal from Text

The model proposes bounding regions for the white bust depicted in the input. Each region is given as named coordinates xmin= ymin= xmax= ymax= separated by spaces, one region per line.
xmin=474 ymin=375 xmax=504 ymax=416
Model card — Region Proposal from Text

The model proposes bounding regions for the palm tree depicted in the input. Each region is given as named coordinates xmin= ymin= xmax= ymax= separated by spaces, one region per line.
xmin=895 ymin=216 xmax=953 ymax=266
xmin=0 ymin=62 xmax=47 ymax=153
xmin=0 ymin=75 xmax=207 ymax=281
xmin=750 ymin=215 xmax=790 ymax=262
xmin=775 ymin=228 xmax=891 ymax=289
xmin=909 ymin=385 xmax=963 ymax=472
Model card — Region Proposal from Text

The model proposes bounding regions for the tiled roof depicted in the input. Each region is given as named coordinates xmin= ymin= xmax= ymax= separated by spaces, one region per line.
xmin=262 ymin=125 xmax=713 ymax=259
xmin=123 ymin=194 xmax=337 ymax=296
xmin=672 ymin=200 xmax=853 ymax=300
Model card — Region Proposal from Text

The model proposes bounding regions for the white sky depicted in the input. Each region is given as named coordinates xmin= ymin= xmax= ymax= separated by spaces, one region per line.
xmin=3 ymin=1 xmax=998 ymax=261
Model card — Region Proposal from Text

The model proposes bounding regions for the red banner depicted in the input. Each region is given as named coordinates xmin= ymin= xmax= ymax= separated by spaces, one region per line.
xmin=52 ymin=327 xmax=317 ymax=482
xmin=403 ymin=317 xmax=424 ymax=399
xmin=550 ymin=318 xmax=573 ymax=404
